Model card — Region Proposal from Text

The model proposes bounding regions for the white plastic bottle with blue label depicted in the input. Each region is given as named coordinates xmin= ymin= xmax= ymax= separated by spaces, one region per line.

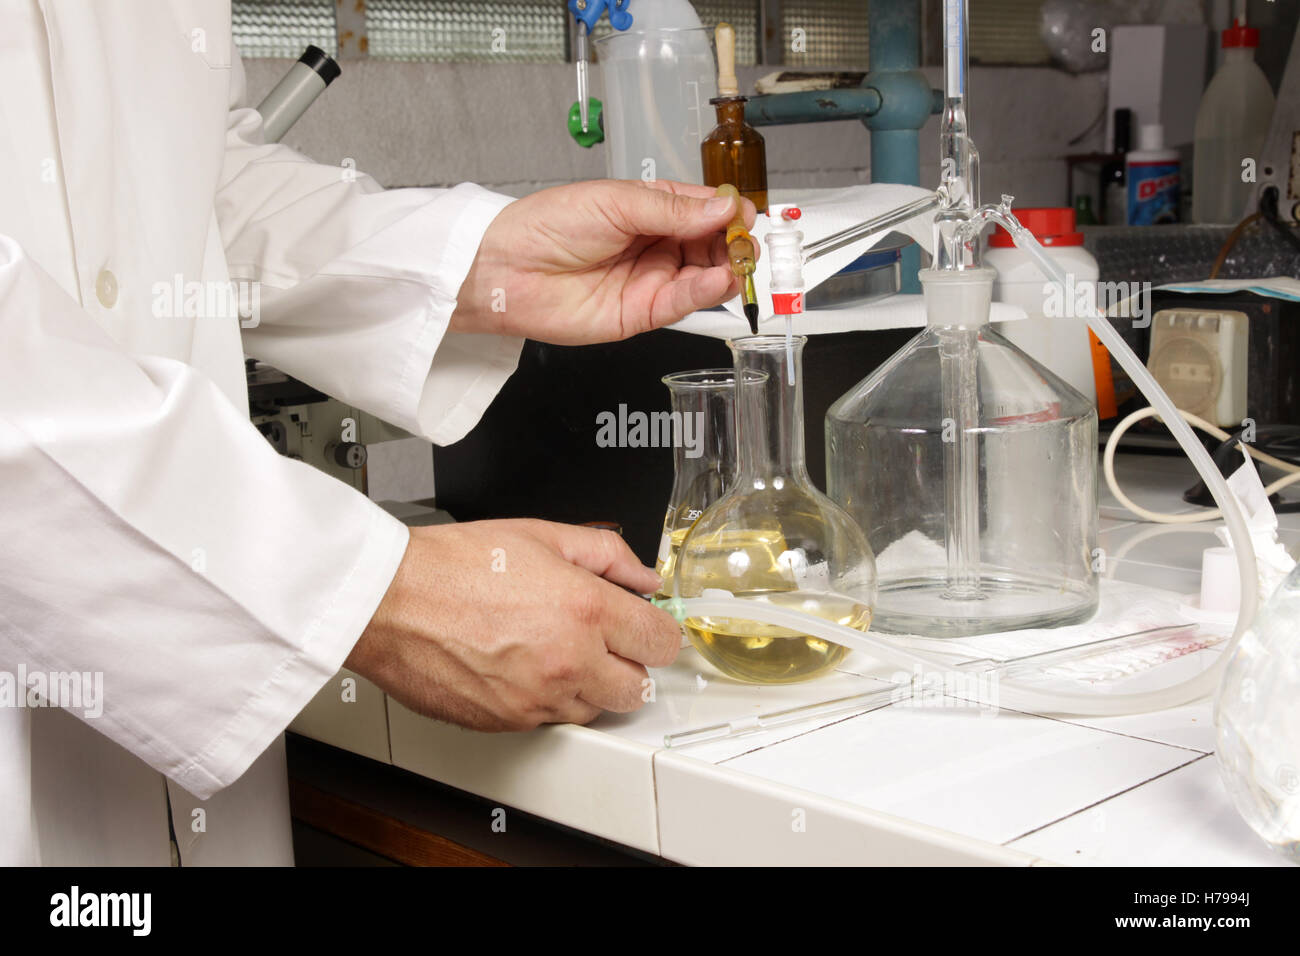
xmin=1127 ymin=124 xmax=1182 ymax=225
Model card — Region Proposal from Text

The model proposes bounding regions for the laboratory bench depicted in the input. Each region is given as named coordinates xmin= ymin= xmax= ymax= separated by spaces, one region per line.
xmin=288 ymin=453 xmax=1299 ymax=867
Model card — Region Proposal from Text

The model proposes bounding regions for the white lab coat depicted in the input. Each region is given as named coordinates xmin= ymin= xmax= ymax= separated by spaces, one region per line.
xmin=0 ymin=0 xmax=522 ymax=865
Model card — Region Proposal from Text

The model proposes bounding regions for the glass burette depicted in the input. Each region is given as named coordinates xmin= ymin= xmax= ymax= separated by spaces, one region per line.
xmin=933 ymin=0 xmax=987 ymax=607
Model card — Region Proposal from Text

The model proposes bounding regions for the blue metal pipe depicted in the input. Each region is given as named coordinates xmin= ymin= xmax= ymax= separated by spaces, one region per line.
xmin=865 ymin=0 xmax=927 ymax=186
xmin=746 ymin=88 xmax=882 ymax=126
xmin=740 ymin=0 xmax=936 ymax=185
xmin=866 ymin=0 xmax=931 ymax=291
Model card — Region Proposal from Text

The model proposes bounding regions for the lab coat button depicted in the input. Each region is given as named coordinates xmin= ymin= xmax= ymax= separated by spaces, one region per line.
xmin=95 ymin=269 xmax=118 ymax=308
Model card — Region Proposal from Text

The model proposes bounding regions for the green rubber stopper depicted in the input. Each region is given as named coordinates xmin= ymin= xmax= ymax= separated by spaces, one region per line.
xmin=567 ymin=98 xmax=604 ymax=148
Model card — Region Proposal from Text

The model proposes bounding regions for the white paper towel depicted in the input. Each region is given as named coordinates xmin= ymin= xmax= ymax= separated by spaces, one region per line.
xmin=671 ymin=295 xmax=1029 ymax=340
xmin=727 ymin=184 xmax=937 ymax=320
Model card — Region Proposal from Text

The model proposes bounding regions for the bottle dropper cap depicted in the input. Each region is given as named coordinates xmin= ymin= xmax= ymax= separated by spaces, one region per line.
xmin=1222 ymin=18 xmax=1260 ymax=49
xmin=1137 ymin=123 xmax=1165 ymax=152
xmin=716 ymin=22 xmax=740 ymax=97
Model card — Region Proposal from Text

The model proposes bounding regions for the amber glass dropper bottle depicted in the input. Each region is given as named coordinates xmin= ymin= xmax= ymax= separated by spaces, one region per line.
xmin=701 ymin=22 xmax=768 ymax=214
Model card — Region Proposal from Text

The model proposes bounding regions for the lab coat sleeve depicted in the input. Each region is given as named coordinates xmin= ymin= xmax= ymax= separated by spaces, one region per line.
xmin=217 ymin=50 xmax=522 ymax=446
xmin=0 ymin=236 xmax=410 ymax=800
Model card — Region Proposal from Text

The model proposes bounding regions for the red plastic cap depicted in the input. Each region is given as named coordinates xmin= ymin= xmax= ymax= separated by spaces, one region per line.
xmin=988 ymin=207 xmax=1084 ymax=248
xmin=1223 ymin=18 xmax=1259 ymax=48
xmin=772 ymin=292 xmax=804 ymax=315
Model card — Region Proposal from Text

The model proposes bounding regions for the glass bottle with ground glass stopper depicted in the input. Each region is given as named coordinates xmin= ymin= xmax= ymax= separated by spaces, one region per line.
xmin=826 ymin=268 xmax=1099 ymax=638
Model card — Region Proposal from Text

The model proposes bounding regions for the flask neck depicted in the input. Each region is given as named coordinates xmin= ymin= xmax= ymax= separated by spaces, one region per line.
xmin=663 ymin=371 xmax=737 ymax=498
xmin=921 ymin=267 xmax=996 ymax=330
xmin=731 ymin=336 xmax=810 ymax=484
xmin=713 ymin=97 xmax=748 ymax=128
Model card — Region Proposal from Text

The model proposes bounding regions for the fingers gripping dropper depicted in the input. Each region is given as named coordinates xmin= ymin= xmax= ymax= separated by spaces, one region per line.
xmin=716 ymin=184 xmax=760 ymax=333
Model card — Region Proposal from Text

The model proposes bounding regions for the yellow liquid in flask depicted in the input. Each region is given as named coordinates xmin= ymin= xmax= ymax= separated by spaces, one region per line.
xmin=680 ymin=529 xmax=872 ymax=684
xmin=652 ymin=526 xmax=692 ymax=602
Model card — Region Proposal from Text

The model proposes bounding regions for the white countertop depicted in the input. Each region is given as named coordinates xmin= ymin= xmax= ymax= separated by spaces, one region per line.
xmin=319 ymin=454 xmax=1300 ymax=866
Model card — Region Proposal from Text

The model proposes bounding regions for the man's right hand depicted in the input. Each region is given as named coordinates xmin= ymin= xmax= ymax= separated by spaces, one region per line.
xmin=346 ymin=519 xmax=680 ymax=731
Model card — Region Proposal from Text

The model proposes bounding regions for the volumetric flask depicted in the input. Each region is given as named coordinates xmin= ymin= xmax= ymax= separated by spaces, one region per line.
xmin=675 ymin=337 xmax=878 ymax=683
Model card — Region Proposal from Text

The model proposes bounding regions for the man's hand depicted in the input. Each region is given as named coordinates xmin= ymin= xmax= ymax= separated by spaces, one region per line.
xmin=346 ymin=519 xmax=681 ymax=731
xmin=451 ymin=179 xmax=757 ymax=345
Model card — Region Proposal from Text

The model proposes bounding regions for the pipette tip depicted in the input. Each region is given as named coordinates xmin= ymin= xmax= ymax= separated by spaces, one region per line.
xmin=743 ymin=273 xmax=759 ymax=332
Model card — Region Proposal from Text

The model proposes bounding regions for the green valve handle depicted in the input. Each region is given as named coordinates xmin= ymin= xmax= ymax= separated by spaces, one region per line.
xmin=568 ymin=98 xmax=604 ymax=147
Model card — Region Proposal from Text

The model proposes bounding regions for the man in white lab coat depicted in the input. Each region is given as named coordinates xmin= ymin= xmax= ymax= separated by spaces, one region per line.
xmin=0 ymin=1 xmax=752 ymax=865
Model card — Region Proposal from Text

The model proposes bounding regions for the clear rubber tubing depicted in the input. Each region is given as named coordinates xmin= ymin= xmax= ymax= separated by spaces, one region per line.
xmin=661 ymin=213 xmax=1259 ymax=718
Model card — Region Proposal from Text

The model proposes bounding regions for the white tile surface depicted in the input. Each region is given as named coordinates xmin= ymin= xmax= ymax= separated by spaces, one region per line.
xmin=1098 ymin=520 xmax=1297 ymax=586
xmin=672 ymin=703 xmax=892 ymax=767
xmin=1009 ymin=756 xmax=1293 ymax=866
xmin=1100 ymin=454 xmax=1202 ymax=518
xmin=1100 ymin=452 xmax=1300 ymax=542
xmin=715 ymin=703 xmax=1198 ymax=846
xmin=589 ymin=644 xmax=897 ymax=763
xmin=655 ymin=750 xmax=1037 ymax=866
xmin=1051 ymin=701 xmax=1216 ymax=755
xmin=1104 ymin=560 xmax=1201 ymax=596
xmin=986 ymin=637 xmax=1228 ymax=764
xmin=1099 ymin=521 xmax=1223 ymax=571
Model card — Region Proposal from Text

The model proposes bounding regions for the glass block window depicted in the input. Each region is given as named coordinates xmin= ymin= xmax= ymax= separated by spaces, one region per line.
xmin=591 ymin=2 xmax=760 ymax=67
xmin=695 ymin=1 xmax=761 ymax=66
xmin=970 ymin=0 xmax=1051 ymax=65
xmin=781 ymin=0 xmax=871 ymax=68
xmin=232 ymin=0 xmax=337 ymax=59
xmin=367 ymin=0 xmax=569 ymax=62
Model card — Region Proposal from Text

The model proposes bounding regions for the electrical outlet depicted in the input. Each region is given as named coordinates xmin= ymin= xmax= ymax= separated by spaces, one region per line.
xmin=1146 ymin=309 xmax=1249 ymax=427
